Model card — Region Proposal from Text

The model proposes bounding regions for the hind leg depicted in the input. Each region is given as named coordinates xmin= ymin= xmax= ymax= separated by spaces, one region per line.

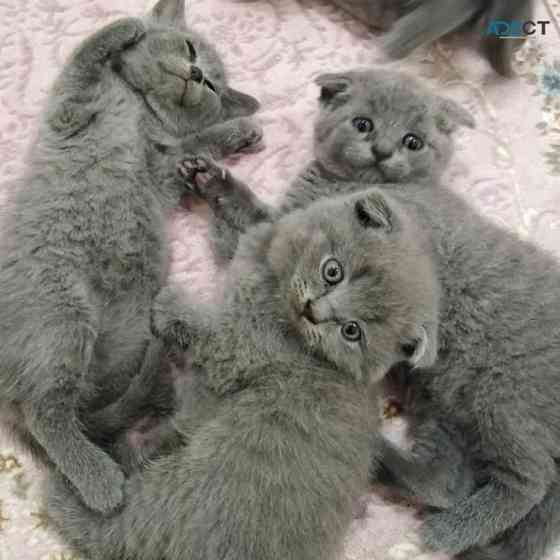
xmin=458 ymin=473 xmax=560 ymax=560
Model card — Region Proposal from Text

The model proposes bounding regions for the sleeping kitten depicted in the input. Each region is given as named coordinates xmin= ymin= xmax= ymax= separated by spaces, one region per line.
xmin=187 ymin=68 xmax=474 ymax=263
xmin=331 ymin=0 xmax=534 ymax=76
xmin=0 ymin=0 xmax=261 ymax=514
xmin=46 ymin=184 xmax=441 ymax=560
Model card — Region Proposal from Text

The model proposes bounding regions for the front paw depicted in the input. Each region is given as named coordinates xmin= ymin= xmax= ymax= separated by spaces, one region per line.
xmin=151 ymin=288 xmax=190 ymax=350
xmin=107 ymin=18 xmax=146 ymax=53
xmin=78 ymin=453 xmax=125 ymax=513
xmin=420 ymin=510 xmax=471 ymax=555
xmin=233 ymin=118 xmax=265 ymax=154
xmin=177 ymin=155 xmax=228 ymax=201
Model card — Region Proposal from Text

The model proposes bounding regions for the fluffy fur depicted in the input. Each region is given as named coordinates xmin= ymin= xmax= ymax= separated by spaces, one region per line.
xmin=46 ymin=184 xmax=441 ymax=560
xmin=331 ymin=0 xmax=534 ymax=76
xmin=0 ymin=0 xmax=260 ymax=514
xmin=187 ymin=68 xmax=473 ymax=263
xmin=181 ymin=65 xmax=560 ymax=559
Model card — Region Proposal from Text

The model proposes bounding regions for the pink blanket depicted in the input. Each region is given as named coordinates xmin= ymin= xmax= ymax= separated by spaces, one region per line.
xmin=1 ymin=0 xmax=559 ymax=558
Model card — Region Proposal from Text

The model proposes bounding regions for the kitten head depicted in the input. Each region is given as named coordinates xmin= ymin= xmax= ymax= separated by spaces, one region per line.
xmin=312 ymin=68 xmax=474 ymax=183
xmin=267 ymin=189 xmax=440 ymax=384
xmin=112 ymin=0 xmax=259 ymax=132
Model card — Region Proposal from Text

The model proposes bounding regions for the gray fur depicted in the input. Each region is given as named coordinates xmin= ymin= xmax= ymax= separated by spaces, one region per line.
xmin=0 ymin=0 xmax=260 ymax=514
xmin=179 ymin=66 xmax=560 ymax=559
xmin=331 ymin=0 xmax=534 ymax=76
xmin=46 ymin=185 xmax=441 ymax=560
xmin=187 ymin=68 xmax=473 ymax=263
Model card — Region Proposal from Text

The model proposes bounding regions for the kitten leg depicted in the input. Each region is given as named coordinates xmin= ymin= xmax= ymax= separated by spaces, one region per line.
xmin=458 ymin=473 xmax=560 ymax=560
xmin=383 ymin=0 xmax=480 ymax=58
xmin=183 ymin=116 xmax=265 ymax=160
xmin=47 ymin=18 xmax=146 ymax=137
xmin=420 ymin=383 xmax=555 ymax=555
xmin=177 ymin=156 xmax=274 ymax=263
xmin=22 ymin=322 xmax=125 ymax=514
xmin=373 ymin=418 xmax=476 ymax=509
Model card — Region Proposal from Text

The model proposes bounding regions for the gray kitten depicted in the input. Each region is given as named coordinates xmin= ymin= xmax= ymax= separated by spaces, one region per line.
xmin=331 ymin=0 xmax=534 ymax=76
xmin=189 ymin=68 xmax=474 ymax=263
xmin=46 ymin=185 xmax=441 ymax=560
xmin=178 ymin=68 xmax=560 ymax=559
xmin=0 ymin=0 xmax=261 ymax=514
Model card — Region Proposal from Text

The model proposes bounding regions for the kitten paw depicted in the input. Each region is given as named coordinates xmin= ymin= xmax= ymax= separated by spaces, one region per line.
xmin=420 ymin=510 xmax=471 ymax=555
xmin=232 ymin=118 xmax=265 ymax=154
xmin=151 ymin=288 xmax=191 ymax=350
xmin=78 ymin=454 xmax=125 ymax=513
xmin=177 ymin=156 xmax=229 ymax=201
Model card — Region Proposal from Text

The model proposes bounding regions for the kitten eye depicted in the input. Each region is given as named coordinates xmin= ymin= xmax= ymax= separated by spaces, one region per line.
xmin=352 ymin=117 xmax=374 ymax=134
xmin=185 ymin=40 xmax=197 ymax=61
xmin=321 ymin=258 xmax=344 ymax=285
xmin=341 ymin=321 xmax=362 ymax=342
xmin=402 ymin=133 xmax=424 ymax=151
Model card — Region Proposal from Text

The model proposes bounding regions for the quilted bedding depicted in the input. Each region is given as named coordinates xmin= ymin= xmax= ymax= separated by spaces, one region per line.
xmin=0 ymin=0 xmax=559 ymax=558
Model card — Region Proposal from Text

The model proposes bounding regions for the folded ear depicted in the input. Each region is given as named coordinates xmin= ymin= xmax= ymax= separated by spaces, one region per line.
xmin=404 ymin=323 xmax=438 ymax=369
xmin=222 ymin=88 xmax=260 ymax=118
xmin=314 ymin=73 xmax=353 ymax=108
xmin=434 ymin=96 xmax=476 ymax=134
xmin=149 ymin=0 xmax=186 ymax=29
xmin=354 ymin=190 xmax=394 ymax=233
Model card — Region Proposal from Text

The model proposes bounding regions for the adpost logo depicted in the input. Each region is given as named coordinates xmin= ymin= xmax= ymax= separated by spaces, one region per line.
xmin=484 ymin=19 xmax=551 ymax=39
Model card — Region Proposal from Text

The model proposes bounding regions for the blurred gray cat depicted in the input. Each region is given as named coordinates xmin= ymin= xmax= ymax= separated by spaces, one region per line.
xmin=330 ymin=0 xmax=534 ymax=76
xmin=0 ymin=0 xmax=261 ymax=514
xmin=177 ymin=67 xmax=560 ymax=559
xmin=47 ymin=185 xmax=440 ymax=560
xmin=188 ymin=68 xmax=474 ymax=263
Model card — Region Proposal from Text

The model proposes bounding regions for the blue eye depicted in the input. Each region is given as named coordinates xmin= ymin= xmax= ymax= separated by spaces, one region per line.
xmin=402 ymin=133 xmax=424 ymax=151
xmin=352 ymin=117 xmax=373 ymax=133
xmin=341 ymin=321 xmax=361 ymax=342
xmin=321 ymin=258 xmax=344 ymax=285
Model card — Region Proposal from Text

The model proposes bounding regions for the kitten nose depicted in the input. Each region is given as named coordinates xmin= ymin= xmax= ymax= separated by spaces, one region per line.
xmin=190 ymin=65 xmax=203 ymax=83
xmin=371 ymin=143 xmax=392 ymax=161
xmin=302 ymin=300 xmax=318 ymax=324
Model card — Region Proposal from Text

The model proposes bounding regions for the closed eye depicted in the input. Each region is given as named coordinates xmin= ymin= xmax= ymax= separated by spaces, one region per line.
xmin=185 ymin=39 xmax=197 ymax=61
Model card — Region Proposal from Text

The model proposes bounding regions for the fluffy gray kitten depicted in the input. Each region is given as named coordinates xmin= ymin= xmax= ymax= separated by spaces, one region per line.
xmin=331 ymin=0 xmax=534 ymax=76
xmin=47 ymin=184 xmax=440 ymax=560
xmin=0 ymin=0 xmax=261 ymax=514
xmin=192 ymin=73 xmax=560 ymax=560
xmin=191 ymin=68 xmax=474 ymax=263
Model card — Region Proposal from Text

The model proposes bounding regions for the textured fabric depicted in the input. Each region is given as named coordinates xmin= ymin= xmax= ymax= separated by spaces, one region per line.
xmin=0 ymin=0 xmax=559 ymax=558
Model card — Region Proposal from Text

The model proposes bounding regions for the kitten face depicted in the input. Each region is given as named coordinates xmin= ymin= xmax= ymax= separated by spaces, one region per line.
xmin=268 ymin=189 xmax=440 ymax=383
xmin=313 ymin=69 xmax=475 ymax=183
xmin=113 ymin=0 xmax=259 ymax=131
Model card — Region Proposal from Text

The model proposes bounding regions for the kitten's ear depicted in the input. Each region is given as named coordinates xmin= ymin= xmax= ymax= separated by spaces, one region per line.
xmin=354 ymin=191 xmax=393 ymax=233
xmin=315 ymin=73 xmax=352 ymax=107
xmin=222 ymin=88 xmax=260 ymax=118
xmin=149 ymin=0 xmax=186 ymax=29
xmin=434 ymin=97 xmax=475 ymax=134
xmin=404 ymin=325 xmax=437 ymax=369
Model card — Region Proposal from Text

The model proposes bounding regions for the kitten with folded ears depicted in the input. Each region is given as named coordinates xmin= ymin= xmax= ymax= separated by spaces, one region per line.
xmin=0 ymin=0 xmax=261 ymax=514
xmin=46 ymin=184 xmax=441 ymax=560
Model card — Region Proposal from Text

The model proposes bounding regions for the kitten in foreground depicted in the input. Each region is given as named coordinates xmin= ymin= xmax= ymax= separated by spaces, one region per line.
xmin=47 ymin=184 xmax=441 ymax=560
xmin=191 ymin=69 xmax=560 ymax=560
xmin=331 ymin=0 xmax=534 ymax=76
xmin=0 ymin=0 xmax=261 ymax=514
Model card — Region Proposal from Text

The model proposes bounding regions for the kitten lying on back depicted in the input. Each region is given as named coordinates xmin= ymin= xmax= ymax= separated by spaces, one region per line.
xmin=186 ymin=68 xmax=560 ymax=560
xmin=47 ymin=185 xmax=441 ymax=560
xmin=189 ymin=68 xmax=474 ymax=263
xmin=330 ymin=0 xmax=534 ymax=76
xmin=0 ymin=0 xmax=261 ymax=514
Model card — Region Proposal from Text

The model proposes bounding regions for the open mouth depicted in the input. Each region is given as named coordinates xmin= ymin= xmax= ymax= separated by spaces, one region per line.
xmin=203 ymin=78 xmax=216 ymax=93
